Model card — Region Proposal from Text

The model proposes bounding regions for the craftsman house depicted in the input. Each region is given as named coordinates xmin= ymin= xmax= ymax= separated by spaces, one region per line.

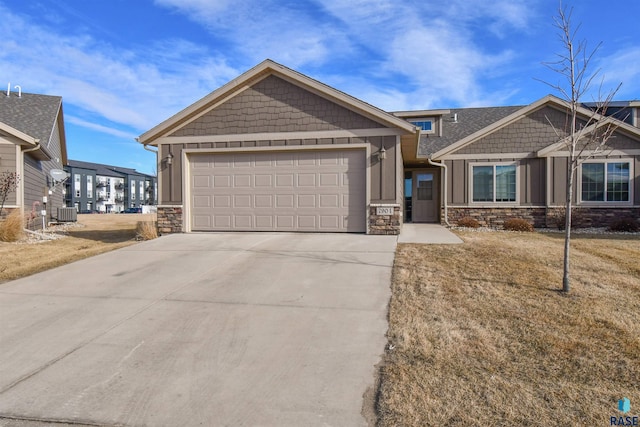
xmin=138 ymin=60 xmax=639 ymax=234
xmin=0 ymin=88 xmax=68 ymax=228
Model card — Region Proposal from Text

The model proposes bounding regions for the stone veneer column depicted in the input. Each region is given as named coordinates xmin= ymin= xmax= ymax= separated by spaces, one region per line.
xmin=157 ymin=206 xmax=183 ymax=234
xmin=368 ymin=204 xmax=401 ymax=235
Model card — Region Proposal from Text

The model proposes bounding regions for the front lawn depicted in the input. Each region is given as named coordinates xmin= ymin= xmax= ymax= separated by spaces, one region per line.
xmin=378 ymin=230 xmax=640 ymax=426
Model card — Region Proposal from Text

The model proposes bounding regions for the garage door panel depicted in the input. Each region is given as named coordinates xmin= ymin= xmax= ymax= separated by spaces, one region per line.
xmin=190 ymin=149 xmax=365 ymax=232
xmin=234 ymin=195 xmax=252 ymax=208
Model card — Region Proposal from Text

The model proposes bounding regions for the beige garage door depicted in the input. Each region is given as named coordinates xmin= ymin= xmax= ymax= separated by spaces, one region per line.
xmin=189 ymin=149 xmax=366 ymax=232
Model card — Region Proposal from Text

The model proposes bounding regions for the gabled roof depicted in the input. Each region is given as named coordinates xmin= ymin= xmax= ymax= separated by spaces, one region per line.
xmin=138 ymin=59 xmax=417 ymax=145
xmin=0 ymin=121 xmax=38 ymax=145
xmin=416 ymin=105 xmax=523 ymax=158
xmin=0 ymin=91 xmax=67 ymax=161
xmin=427 ymin=94 xmax=623 ymax=159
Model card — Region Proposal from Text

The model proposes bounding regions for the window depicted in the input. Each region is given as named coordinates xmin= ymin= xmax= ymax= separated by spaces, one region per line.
xmin=87 ymin=175 xmax=93 ymax=199
xmin=131 ymin=180 xmax=136 ymax=201
xmin=472 ymin=164 xmax=517 ymax=203
xmin=139 ymin=181 xmax=144 ymax=203
xmin=581 ymin=161 xmax=631 ymax=203
xmin=74 ymin=174 xmax=81 ymax=198
xmin=409 ymin=119 xmax=434 ymax=133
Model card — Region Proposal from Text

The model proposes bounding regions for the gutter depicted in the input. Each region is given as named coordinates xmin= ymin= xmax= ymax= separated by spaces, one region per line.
xmin=22 ymin=139 xmax=41 ymax=153
xmin=427 ymin=157 xmax=450 ymax=226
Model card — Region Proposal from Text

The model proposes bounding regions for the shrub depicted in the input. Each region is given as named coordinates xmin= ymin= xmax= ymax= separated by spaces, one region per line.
xmin=608 ymin=217 xmax=639 ymax=232
xmin=551 ymin=208 xmax=584 ymax=230
xmin=0 ymin=209 xmax=24 ymax=242
xmin=457 ymin=217 xmax=480 ymax=228
xmin=136 ymin=221 xmax=158 ymax=240
xmin=503 ymin=218 xmax=534 ymax=232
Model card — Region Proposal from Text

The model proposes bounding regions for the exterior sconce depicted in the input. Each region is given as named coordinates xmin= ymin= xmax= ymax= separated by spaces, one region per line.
xmin=165 ymin=152 xmax=174 ymax=166
xmin=379 ymin=146 xmax=386 ymax=160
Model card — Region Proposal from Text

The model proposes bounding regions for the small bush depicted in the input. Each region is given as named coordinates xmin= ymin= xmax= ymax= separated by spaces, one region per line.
xmin=457 ymin=217 xmax=480 ymax=228
xmin=136 ymin=221 xmax=158 ymax=240
xmin=503 ymin=218 xmax=534 ymax=232
xmin=0 ymin=209 xmax=24 ymax=242
xmin=608 ymin=217 xmax=639 ymax=232
xmin=551 ymin=208 xmax=584 ymax=230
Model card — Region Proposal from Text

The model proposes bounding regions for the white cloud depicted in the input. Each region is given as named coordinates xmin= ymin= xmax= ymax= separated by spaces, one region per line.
xmin=0 ymin=4 xmax=240 ymax=132
xmin=66 ymin=116 xmax=137 ymax=140
xmin=598 ymin=47 xmax=640 ymax=100
xmin=154 ymin=0 xmax=347 ymax=68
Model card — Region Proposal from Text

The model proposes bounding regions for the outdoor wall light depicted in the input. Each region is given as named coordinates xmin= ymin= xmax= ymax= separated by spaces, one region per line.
xmin=165 ymin=152 xmax=174 ymax=166
xmin=379 ymin=146 xmax=387 ymax=160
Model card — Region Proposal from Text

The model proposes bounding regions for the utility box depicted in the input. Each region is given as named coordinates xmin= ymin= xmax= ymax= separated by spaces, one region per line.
xmin=57 ymin=207 xmax=77 ymax=222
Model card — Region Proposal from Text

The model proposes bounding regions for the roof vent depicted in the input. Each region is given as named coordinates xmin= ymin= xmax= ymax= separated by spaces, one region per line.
xmin=5 ymin=83 xmax=21 ymax=98
xmin=452 ymin=113 xmax=458 ymax=123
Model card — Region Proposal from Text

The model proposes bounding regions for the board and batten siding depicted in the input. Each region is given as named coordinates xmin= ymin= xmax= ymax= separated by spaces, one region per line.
xmin=445 ymin=157 xmax=546 ymax=206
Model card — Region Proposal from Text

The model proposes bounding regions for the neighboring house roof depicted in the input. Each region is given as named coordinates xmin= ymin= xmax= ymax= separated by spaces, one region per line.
xmin=0 ymin=121 xmax=38 ymax=145
xmin=138 ymin=59 xmax=417 ymax=145
xmin=67 ymin=159 xmax=154 ymax=179
xmin=0 ymin=92 xmax=67 ymax=161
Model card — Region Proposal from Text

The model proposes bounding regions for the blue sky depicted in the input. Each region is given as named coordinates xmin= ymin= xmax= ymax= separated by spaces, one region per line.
xmin=1 ymin=0 xmax=638 ymax=175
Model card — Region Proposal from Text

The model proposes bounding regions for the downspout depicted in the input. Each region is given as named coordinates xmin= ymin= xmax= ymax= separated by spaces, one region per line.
xmin=22 ymin=140 xmax=41 ymax=153
xmin=427 ymin=157 xmax=449 ymax=226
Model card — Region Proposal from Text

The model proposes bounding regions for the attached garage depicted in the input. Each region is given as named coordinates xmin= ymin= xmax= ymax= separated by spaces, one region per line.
xmin=188 ymin=148 xmax=366 ymax=232
xmin=139 ymin=59 xmax=416 ymax=235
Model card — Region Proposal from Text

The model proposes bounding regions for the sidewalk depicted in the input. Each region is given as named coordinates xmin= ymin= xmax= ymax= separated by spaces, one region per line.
xmin=398 ymin=223 xmax=463 ymax=244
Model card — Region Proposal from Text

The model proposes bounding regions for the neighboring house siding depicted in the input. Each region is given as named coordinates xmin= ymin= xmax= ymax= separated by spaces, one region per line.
xmin=456 ymin=106 xmax=572 ymax=155
xmin=23 ymin=154 xmax=45 ymax=212
xmin=0 ymin=142 xmax=17 ymax=205
xmin=170 ymin=75 xmax=385 ymax=137
xmin=159 ymin=134 xmax=398 ymax=205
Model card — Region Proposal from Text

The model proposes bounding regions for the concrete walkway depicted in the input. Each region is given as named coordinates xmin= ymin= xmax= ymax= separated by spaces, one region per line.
xmin=0 ymin=233 xmax=397 ymax=427
xmin=398 ymin=223 xmax=464 ymax=244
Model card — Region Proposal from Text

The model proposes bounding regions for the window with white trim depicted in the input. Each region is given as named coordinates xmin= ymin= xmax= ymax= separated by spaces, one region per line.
xmin=471 ymin=164 xmax=517 ymax=203
xmin=580 ymin=160 xmax=631 ymax=203
xmin=408 ymin=118 xmax=434 ymax=133
xmin=74 ymin=174 xmax=81 ymax=198
xmin=131 ymin=180 xmax=136 ymax=201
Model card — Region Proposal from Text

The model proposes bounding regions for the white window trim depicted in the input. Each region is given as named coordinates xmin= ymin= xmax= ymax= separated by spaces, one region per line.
xmin=578 ymin=158 xmax=634 ymax=206
xmin=408 ymin=118 xmax=435 ymax=134
xmin=468 ymin=162 xmax=520 ymax=206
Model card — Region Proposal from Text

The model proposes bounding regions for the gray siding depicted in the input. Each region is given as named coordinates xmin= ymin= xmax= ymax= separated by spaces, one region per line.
xmin=159 ymin=134 xmax=398 ymax=204
xmin=23 ymin=154 xmax=46 ymax=211
xmin=520 ymin=158 xmax=546 ymax=206
xmin=456 ymin=106 xmax=572 ymax=155
xmin=0 ymin=142 xmax=17 ymax=205
xmin=171 ymin=75 xmax=385 ymax=137
xmin=446 ymin=157 xmax=544 ymax=206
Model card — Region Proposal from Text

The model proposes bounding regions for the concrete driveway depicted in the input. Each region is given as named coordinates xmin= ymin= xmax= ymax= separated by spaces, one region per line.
xmin=0 ymin=232 xmax=396 ymax=427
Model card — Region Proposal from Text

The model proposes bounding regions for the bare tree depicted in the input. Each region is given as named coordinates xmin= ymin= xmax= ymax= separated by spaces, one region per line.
xmin=541 ymin=5 xmax=622 ymax=293
xmin=0 ymin=172 xmax=20 ymax=217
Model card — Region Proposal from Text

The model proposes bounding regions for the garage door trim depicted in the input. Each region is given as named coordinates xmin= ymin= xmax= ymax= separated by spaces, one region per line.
xmin=183 ymin=143 xmax=370 ymax=233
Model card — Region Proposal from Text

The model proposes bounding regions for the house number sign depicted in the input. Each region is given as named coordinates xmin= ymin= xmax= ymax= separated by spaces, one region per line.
xmin=376 ymin=207 xmax=394 ymax=215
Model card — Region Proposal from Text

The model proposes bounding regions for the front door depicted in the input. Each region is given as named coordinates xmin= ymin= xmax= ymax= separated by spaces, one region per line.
xmin=412 ymin=170 xmax=438 ymax=222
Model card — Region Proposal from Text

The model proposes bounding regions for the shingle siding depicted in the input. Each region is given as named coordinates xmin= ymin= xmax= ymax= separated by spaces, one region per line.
xmin=456 ymin=106 xmax=571 ymax=155
xmin=170 ymin=75 xmax=385 ymax=137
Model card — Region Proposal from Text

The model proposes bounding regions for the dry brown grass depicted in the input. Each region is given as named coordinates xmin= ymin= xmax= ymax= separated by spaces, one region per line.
xmin=136 ymin=220 xmax=158 ymax=240
xmin=378 ymin=230 xmax=640 ymax=426
xmin=0 ymin=209 xmax=24 ymax=242
xmin=0 ymin=213 xmax=155 ymax=283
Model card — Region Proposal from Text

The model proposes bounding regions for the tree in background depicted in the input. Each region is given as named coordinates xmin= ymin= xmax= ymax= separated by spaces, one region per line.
xmin=541 ymin=5 xmax=622 ymax=293
xmin=0 ymin=172 xmax=20 ymax=217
